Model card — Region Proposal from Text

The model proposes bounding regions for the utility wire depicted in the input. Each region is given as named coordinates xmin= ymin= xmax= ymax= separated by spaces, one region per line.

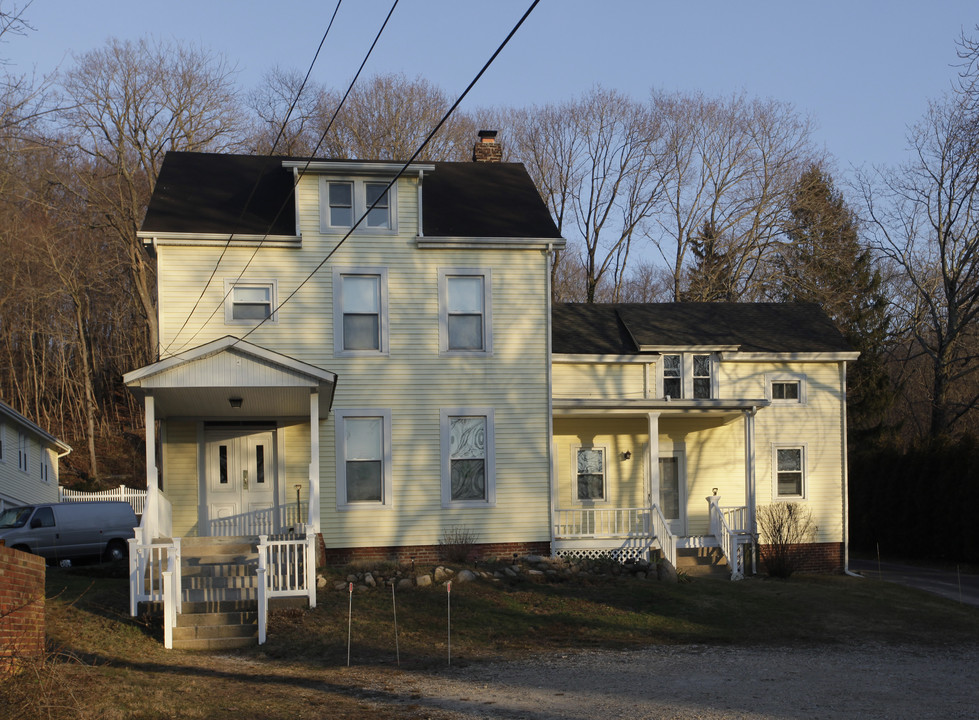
xmin=159 ymin=0 xmax=345 ymax=357
xmin=165 ymin=0 xmax=401 ymax=355
xmin=235 ymin=0 xmax=541 ymax=345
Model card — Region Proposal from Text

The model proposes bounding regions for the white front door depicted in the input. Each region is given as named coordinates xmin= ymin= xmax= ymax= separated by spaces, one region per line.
xmin=204 ymin=428 xmax=276 ymax=535
xmin=659 ymin=454 xmax=686 ymax=536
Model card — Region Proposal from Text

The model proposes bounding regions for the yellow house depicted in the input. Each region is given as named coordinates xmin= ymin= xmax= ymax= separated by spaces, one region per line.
xmin=550 ymin=303 xmax=857 ymax=577
xmin=123 ymin=139 xmax=856 ymax=647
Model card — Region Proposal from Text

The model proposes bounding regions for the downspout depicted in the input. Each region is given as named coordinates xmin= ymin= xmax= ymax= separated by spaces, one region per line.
xmin=744 ymin=406 xmax=758 ymax=575
xmin=841 ymin=361 xmax=861 ymax=577
xmin=545 ymin=243 xmax=556 ymax=555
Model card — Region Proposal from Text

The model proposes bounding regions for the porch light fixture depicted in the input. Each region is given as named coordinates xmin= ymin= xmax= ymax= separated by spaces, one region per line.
xmin=229 ymin=397 xmax=243 ymax=409
xmin=621 ymin=451 xmax=632 ymax=460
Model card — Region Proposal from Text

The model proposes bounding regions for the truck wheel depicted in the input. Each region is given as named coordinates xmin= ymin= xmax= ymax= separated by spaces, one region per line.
xmin=105 ymin=540 xmax=126 ymax=562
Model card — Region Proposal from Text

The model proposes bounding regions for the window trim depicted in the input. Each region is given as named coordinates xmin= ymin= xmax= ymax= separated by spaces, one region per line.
xmin=438 ymin=267 xmax=493 ymax=356
xmin=657 ymin=353 xmax=717 ymax=399
xmin=573 ymin=444 xmax=609 ymax=505
xmin=224 ymin=280 xmax=278 ymax=325
xmin=335 ymin=409 xmax=393 ymax=510
xmin=772 ymin=443 xmax=807 ymax=500
xmin=766 ymin=372 xmax=808 ymax=405
xmin=319 ymin=177 xmax=399 ymax=234
xmin=440 ymin=408 xmax=496 ymax=508
xmin=332 ymin=267 xmax=389 ymax=357
xmin=17 ymin=432 xmax=28 ymax=474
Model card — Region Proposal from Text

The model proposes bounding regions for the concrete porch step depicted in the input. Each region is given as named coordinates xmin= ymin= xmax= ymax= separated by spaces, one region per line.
xmin=182 ymin=574 xmax=257 ymax=590
xmin=175 ymin=610 xmax=257 ymax=627
xmin=675 ymin=547 xmax=731 ymax=578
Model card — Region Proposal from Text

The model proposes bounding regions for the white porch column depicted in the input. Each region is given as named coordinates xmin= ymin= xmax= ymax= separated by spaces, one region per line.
xmin=308 ymin=389 xmax=321 ymax=533
xmin=141 ymin=393 xmax=158 ymax=545
xmin=744 ymin=407 xmax=757 ymax=573
xmin=646 ymin=412 xmax=661 ymax=509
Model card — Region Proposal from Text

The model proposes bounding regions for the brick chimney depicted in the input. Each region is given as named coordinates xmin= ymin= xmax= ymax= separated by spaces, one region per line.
xmin=472 ymin=130 xmax=503 ymax=162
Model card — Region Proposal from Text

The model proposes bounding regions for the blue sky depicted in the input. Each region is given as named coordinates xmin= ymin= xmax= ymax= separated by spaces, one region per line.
xmin=8 ymin=1 xmax=978 ymax=173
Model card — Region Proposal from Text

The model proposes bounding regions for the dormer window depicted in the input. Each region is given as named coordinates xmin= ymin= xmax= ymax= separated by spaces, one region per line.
xmin=320 ymin=178 xmax=397 ymax=233
xmin=659 ymin=353 xmax=716 ymax=399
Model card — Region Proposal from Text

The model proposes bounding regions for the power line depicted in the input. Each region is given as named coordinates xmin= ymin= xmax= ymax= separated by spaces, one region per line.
xmin=235 ymin=0 xmax=541 ymax=345
xmin=164 ymin=0 xmax=401 ymax=356
xmin=160 ymin=0 xmax=346 ymax=357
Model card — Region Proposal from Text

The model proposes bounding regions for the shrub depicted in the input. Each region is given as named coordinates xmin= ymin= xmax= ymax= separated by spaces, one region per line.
xmin=757 ymin=502 xmax=817 ymax=578
xmin=438 ymin=526 xmax=480 ymax=563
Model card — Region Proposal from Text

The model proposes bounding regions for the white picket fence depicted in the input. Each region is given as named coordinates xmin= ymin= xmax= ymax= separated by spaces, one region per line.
xmin=59 ymin=485 xmax=147 ymax=515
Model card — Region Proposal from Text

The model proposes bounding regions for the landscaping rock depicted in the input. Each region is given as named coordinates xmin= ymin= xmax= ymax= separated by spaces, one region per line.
xmin=455 ymin=569 xmax=477 ymax=584
xmin=397 ymin=578 xmax=414 ymax=590
xmin=364 ymin=572 xmax=376 ymax=587
xmin=657 ymin=560 xmax=678 ymax=583
xmin=434 ymin=566 xmax=454 ymax=582
xmin=317 ymin=575 xmax=328 ymax=588
xmin=416 ymin=574 xmax=433 ymax=588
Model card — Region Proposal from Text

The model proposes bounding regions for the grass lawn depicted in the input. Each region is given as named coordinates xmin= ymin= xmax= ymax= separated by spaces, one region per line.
xmin=4 ymin=561 xmax=978 ymax=719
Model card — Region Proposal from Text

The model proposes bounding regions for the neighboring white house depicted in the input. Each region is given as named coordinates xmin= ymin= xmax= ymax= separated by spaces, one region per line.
xmin=0 ymin=399 xmax=72 ymax=511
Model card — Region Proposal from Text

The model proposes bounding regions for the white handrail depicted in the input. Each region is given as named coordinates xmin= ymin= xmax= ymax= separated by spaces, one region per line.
xmin=256 ymin=532 xmax=317 ymax=645
xmin=128 ymin=537 xmax=180 ymax=615
xmin=649 ymin=504 xmax=677 ymax=569
xmin=708 ymin=496 xmax=745 ymax=580
xmin=207 ymin=503 xmax=306 ymax=537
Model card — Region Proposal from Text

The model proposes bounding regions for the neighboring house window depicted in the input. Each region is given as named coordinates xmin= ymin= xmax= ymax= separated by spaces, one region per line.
xmin=224 ymin=280 xmax=277 ymax=324
xmin=439 ymin=268 xmax=492 ymax=355
xmin=659 ymin=353 xmax=716 ymax=399
xmin=40 ymin=452 xmax=50 ymax=483
xmin=17 ymin=432 xmax=28 ymax=473
xmin=575 ymin=446 xmax=607 ymax=502
xmin=332 ymin=268 xmax=389 ymax=355
xmin=767 ymin=373 xmax=807 ymax=405
xmin=440 ymin=408 xmax=495 ymax=507
xmin=320 ymin=178 xmax=397 ymax=233
xmin=773 ymin=445 xmax=806 ymax=499
xmin=335 ymin=409 xmax=392 ymax=508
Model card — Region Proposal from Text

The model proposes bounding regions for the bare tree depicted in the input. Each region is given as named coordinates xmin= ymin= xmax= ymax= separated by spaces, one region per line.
xmin=509 ymin=87 xmax=666 ymax=303
xmin=650 ymin=92 xmax=815 ymax=301
xmin=860 ymin=91 xmax=979 ymax=438
xmin=57 ymin=37 xmax=245 ymax=361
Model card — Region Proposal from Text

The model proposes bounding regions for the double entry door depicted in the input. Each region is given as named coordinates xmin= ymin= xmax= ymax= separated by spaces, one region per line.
xmin=204 ymin=427 xmax=276 ymax=535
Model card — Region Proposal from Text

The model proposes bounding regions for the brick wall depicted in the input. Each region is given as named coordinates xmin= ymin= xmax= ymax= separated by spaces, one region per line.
xmin=757 ymin=541 xmax=845 ymax=574
xmin=0 ymin=545 xmax=45 ymax=670
xmin=319 ymin=538 xmax=551 ymax=566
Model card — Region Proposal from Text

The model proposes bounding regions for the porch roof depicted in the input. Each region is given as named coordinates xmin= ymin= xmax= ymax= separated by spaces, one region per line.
xmin=123 ymin=336 xmax=337 ymax=419
xmin=553 ymin=397 xmax=770 ymax=417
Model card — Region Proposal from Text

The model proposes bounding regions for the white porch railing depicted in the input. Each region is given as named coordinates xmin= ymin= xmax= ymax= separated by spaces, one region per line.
xmin=257 ymin=533 xmax=317 ymax=644
xmin=59 ymin=485 xmax=147 ymax=515
xmin=128 ymin=537 xmax=182 ymax=617
xmin=708 ymin=496 xmax=746 ymax=580
xmin=553 ymin=506 xmax=675 ymax=567
xmin=207 ymin=503 xmax=306 ymax=537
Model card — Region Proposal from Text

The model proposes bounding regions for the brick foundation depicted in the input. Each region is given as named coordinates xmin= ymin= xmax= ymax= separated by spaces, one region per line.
xmin=757 ymin=541 xmax=845 ymax=574
xmin=0 ymin=545 xmax=46 ymax=671
xmin=318 ymin=538 xmax=551 ymax=566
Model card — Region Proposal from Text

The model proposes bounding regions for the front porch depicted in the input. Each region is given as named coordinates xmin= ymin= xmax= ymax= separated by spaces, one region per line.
xmin=123 ymin=336 xmax=337 ymax=647
xmin=551 ymin=497 xmax=753 ymax=579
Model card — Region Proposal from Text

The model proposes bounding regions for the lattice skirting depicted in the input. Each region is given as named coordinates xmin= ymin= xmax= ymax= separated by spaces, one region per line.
xmin=553 ymin=547 xmax=654 ymax=562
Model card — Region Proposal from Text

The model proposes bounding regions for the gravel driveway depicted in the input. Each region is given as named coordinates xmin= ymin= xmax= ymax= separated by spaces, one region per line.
xmin=363 ymin=643 xmax=978 ymax=719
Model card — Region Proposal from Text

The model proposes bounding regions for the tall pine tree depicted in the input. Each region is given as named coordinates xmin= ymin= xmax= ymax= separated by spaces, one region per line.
xmin=777 ymin=165 xmax=893 ymax=442
xmin=682 ymin=221 xmax=736 ymax=302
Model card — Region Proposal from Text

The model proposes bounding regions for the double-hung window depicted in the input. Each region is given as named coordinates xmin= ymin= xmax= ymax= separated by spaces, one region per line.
xmin=441 ymin=408 xmax=495 ymax=507
xmin=660 ymin=353 xmax=715 ymax=399
xmin=335 ymin=409 xmax=392 ymax=508
xmin=225 ymin=280 xmax=277 ymax=324
xmin=773 ymin=445 xmax=806 ymax=499
xmin=575 ymin=447 xmax=607 ymax=502
xmin=767 ymin=373 xmax=807 ymax=405
xmin=17 ymin=432 xmax=28 ymax=473
xmin=333 ymin=268 xmax=388 ymax=355
xmin=321 ymin=178 xmax=396 ymax=232
xmin=439 ymin=268 xmax=492 ymax=355
xmin=40 ymin=451 xmax=51 ymax=483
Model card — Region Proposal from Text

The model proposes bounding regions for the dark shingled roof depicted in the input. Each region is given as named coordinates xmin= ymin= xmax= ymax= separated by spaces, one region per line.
xmin=552 ymin=303 xmax=852 ymax=355
xmin=140 ymin=152 xmax=562 ymax=240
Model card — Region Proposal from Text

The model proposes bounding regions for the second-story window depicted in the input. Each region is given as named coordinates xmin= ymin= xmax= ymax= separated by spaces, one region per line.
xmin=328 ymin=182 xmax=353 ymax=227
xmin=659 ymin=353 xmax=716 ymax=399
xmin=225 ymin=281 xmax=277 ymax=324
xmin=333 ymin=267 xmax=389 ymax=356
xmin=439 ymin=268 xmax=492 ymax=355
xmin=17 ymin=432 xmax=28 ymax=472
xmin=365 ymin=183 xmax=390 ymax=228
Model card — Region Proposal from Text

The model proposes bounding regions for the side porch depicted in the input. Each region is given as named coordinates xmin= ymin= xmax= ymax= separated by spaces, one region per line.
xmin=551 ymin=399 xmax=768 ymax=580
xmin=123 ymin=336 xmax=336 ymax=647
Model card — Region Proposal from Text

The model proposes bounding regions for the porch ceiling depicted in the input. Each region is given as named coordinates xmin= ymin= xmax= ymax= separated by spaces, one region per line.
xmin=146 ymin=386 xmax=317 ymax=419
xmin=552 ymin=397 xmax=770 ymax=419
